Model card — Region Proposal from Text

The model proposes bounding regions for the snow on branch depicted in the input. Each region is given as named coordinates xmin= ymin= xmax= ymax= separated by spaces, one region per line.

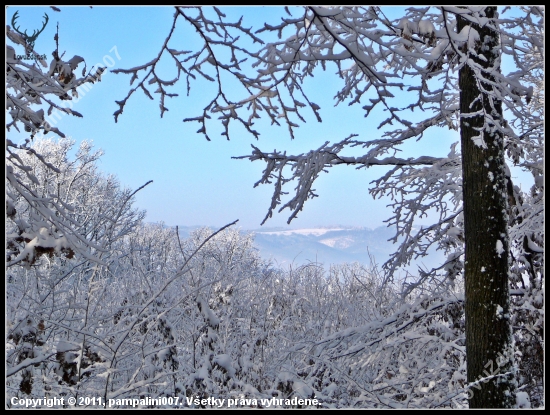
xmin=235 ymin=135 xmax=443 ymax=225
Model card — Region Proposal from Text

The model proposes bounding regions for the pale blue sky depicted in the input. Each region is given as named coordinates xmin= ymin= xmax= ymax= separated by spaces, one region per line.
xmin=7 ymin=6 xmax=529 ymax=230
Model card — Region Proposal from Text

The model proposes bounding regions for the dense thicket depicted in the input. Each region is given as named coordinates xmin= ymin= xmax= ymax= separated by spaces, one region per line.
xmin=110 ymin=6 xmax=543 ymax=407
xmin=6 ymin=6 xmax=543 ymax=408
xmin=5 ymin=140 xmax=542 ymax=409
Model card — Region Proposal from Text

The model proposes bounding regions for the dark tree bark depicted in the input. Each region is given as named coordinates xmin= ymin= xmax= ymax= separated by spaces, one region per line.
xmin=457 ymin=7 xmax=516 ymax=408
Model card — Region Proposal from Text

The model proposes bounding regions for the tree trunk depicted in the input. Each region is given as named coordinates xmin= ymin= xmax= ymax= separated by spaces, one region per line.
xmin=457 ymin=7 xmax=516 ymax=408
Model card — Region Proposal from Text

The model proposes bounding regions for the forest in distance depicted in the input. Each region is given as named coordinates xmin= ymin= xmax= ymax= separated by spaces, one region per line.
xmin=6 ymin=6 xmax=543 ymax=408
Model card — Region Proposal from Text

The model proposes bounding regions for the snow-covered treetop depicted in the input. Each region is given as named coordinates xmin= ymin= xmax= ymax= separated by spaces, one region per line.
xmin=6 ymin=14 xmax=111 ymax=267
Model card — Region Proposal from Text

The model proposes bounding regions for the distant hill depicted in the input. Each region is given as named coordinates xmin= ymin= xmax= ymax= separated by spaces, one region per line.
xmin=251 ymin=226 xmax=396 ymax=269
xmin=175 ymin=224 xmax=444 ymax=272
